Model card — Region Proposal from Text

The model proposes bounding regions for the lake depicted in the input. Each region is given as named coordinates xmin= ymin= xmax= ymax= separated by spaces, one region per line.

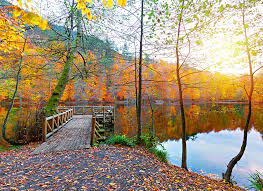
xmin=114 ymin=103 xmax=263 ymax=188
xmin=0 ymin=103 xmax=262 ymax=188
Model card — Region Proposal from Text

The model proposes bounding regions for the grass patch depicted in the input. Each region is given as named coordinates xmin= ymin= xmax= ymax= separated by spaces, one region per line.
xmin=8 ymin=145 xmax=22 ymax=150
xmin=139 ymin=134 xmax=158 ymax=148
xmin=149 ymin=147 xmax=168 ymax=163
xmin=105 ymin=135 xmax=135 ymax=147
xmin=249 ymin=171 xmax=263 ymax=191
xmin=0 ymin=145 xmax=21 ymax=152
xmin=105 ymin=134 xmax=168 ymax=163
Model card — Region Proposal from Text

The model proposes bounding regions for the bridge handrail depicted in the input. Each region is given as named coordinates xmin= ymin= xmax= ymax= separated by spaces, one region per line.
xmin=57 ymin=106 xmax=114 ymax=116
xmin=42 ymin=109 xmax=74 ymax=142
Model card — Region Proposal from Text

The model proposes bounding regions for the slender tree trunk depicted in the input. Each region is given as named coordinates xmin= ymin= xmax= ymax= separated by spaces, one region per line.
xmin=45 ymin=8 xmax=82 ymax=116
xmin=224 ymin=7 xmax=254 ymax=182
xmin=176 ymin=48 xmax=187 ymax=170
xmin=134 ymin=43 xmax=138 ymax=113
xmin=175 ymin=0 xmax=187 ymax=170
xmin=2 ymin=39 xmax=27 ymax=145
xmin=137 ymin=0 xmax=144 ymax=143
xmin=148 ymin=96 xmax=154 ymax=138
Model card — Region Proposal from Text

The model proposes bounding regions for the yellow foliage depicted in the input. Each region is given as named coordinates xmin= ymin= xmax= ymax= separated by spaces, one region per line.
xmin=108 ymin=0 xmax=114 ymax=8
xmin=13 ymin=8 xmax=23 ymax=17
xmin=86 ymin=9 xmax=92 ymax=20
xmin=0 ymin=5 xmax=49 ymax=54
xmin=117 ymin=0 xmax=126 ymax=7
xmin=17 ymin=0 xmax=22 ymax=7
xmin=102 ymin=0 xmax=107 ymax=8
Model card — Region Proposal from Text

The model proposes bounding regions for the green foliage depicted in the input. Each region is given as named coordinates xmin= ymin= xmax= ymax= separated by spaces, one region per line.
xmin=139 ymin=134 xmax=168 ymax=163
xmin=105 ymin=134 xmax=168 ymax=163
xmin=149 ymin=147 xmax=168 ymax=163
xmin=0 ymin=145 xmax=21 ymax=152
xmin=249 ymin=171 xmax=263 ymax=191
xmin=139 ymin=134 xmax=158 ymax=148
xmin=106 ymin=135 xmax=135 ymax=147
xmin=9 ymin=145 xmax=21 ymax=150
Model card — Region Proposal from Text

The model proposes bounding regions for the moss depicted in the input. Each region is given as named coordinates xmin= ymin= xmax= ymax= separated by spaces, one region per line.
xmin=45 ymin=60 xmax=71 ymax=116
xmin=45 ymin=11 xmax=81 ymax=116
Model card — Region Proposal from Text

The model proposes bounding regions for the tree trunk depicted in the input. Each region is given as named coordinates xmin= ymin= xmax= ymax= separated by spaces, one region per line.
xmin=223 ymin=100 xmax=251 ymax=182
xmin=134 ymin=43 xmax=138 ymax=112
xmin=137 ymin=0 xmax=144 ymax=143
xmin=176 ymin=47 xmax=187 ymax=170
xmin=223 ymin=7 xmax=254 ymax=182
xmin=175 ymin=0 xmax=187 ymax=170
xmin=45 ymin=9 xmax=82 ymax=116
xmin=2 ymin=39 xmax=27 ymax=145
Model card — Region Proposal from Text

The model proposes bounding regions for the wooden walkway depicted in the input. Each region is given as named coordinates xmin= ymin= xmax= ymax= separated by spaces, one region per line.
xmin=32 ymin=115 xmax=92 ymax=154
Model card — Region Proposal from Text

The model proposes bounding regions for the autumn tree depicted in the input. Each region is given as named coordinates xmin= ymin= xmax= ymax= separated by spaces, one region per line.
xmin=222 ymin=0 xmax=262 ymax=182
xmin=43 ymin=1 xmax=82 ymax=115
xmin=0 ymin=1 xmax=48 ymax=144
xmin=43 ymin=0 xmax=127 ymax=115
xmin=147 ymin=0 xmax=219 ymax=170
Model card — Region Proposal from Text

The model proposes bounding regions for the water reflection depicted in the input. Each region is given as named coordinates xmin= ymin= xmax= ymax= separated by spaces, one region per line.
xmin=162 ymin=129 xmax=263 ymax=187
xmin=114 ymin=103 xmax=263 ymax=187
xmin=115 ymin=104 xmax=263 ymax=141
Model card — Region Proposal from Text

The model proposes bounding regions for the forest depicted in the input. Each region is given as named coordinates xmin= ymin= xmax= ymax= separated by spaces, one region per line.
xmin=0 ymin=0 xmax=262 ymax=190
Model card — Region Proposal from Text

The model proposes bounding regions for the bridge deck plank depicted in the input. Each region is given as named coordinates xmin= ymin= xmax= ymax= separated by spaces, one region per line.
xmin=32 ymin=115 xmax=91 ymax=154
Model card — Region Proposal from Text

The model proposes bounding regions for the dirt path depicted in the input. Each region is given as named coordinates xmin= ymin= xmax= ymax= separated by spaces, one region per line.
xmin=0 ymin=145 xmax=244 ymax=191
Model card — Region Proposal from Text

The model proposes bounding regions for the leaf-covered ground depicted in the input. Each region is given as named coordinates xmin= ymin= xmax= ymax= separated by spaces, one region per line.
xmin=0 ymin=145 xmax=244 ymax=191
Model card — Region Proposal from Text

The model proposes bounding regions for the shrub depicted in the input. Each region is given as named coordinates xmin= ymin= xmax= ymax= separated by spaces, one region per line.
xmin=140 ymin=134 xmax=158 ymax=148
xmin=106 ymin=135 xmax=135 ymax=147
xmin=249 ymin=171 xmax=263 ymax=191
xmin=149 ymin=147 xmax=168 ymax=163
xmin=105 ymin=134 xmax=169 ymax=163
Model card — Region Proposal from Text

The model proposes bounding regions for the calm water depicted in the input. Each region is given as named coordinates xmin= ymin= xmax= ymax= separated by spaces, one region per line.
xmin=0 ymin=103 xmax=262 ymax=188
xmin=114 ymin=103 xmax=263 ymax=188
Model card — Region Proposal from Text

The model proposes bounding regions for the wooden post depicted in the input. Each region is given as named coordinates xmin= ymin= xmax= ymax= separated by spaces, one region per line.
xmin=57 ymin=116 xmax=59 ymax=128
xmin=52 ymin=117 xmax=55 ymax=131
xmin=91 ymin=117 xmax=96 ymax=146
xmin=103 ymin=107 xmax=105 ymax=128
xmin=42 ymin=120 xmax=47 ymax=142
xmin=113 ymin=106 xmax=115 ymax=129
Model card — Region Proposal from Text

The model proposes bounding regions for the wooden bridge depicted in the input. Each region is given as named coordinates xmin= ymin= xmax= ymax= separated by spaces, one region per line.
xmin=32 ymin=106 xmax=115 ymax=154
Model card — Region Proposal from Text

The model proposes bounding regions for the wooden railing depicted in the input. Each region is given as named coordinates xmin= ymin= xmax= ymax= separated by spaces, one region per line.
xmin=57 ymin=106 xmax=114 ymax=117
xmin=42 ymin=109 xmax=73 ymax=142
xmin=57 ymin=106 xmax=115 ymax=145
xmin=90 ymin=117 xmax=106 ymax=146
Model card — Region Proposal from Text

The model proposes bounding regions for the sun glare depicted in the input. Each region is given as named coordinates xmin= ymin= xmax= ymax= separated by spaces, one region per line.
xmin=204 ymin=34 xmax=248 ymax=75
